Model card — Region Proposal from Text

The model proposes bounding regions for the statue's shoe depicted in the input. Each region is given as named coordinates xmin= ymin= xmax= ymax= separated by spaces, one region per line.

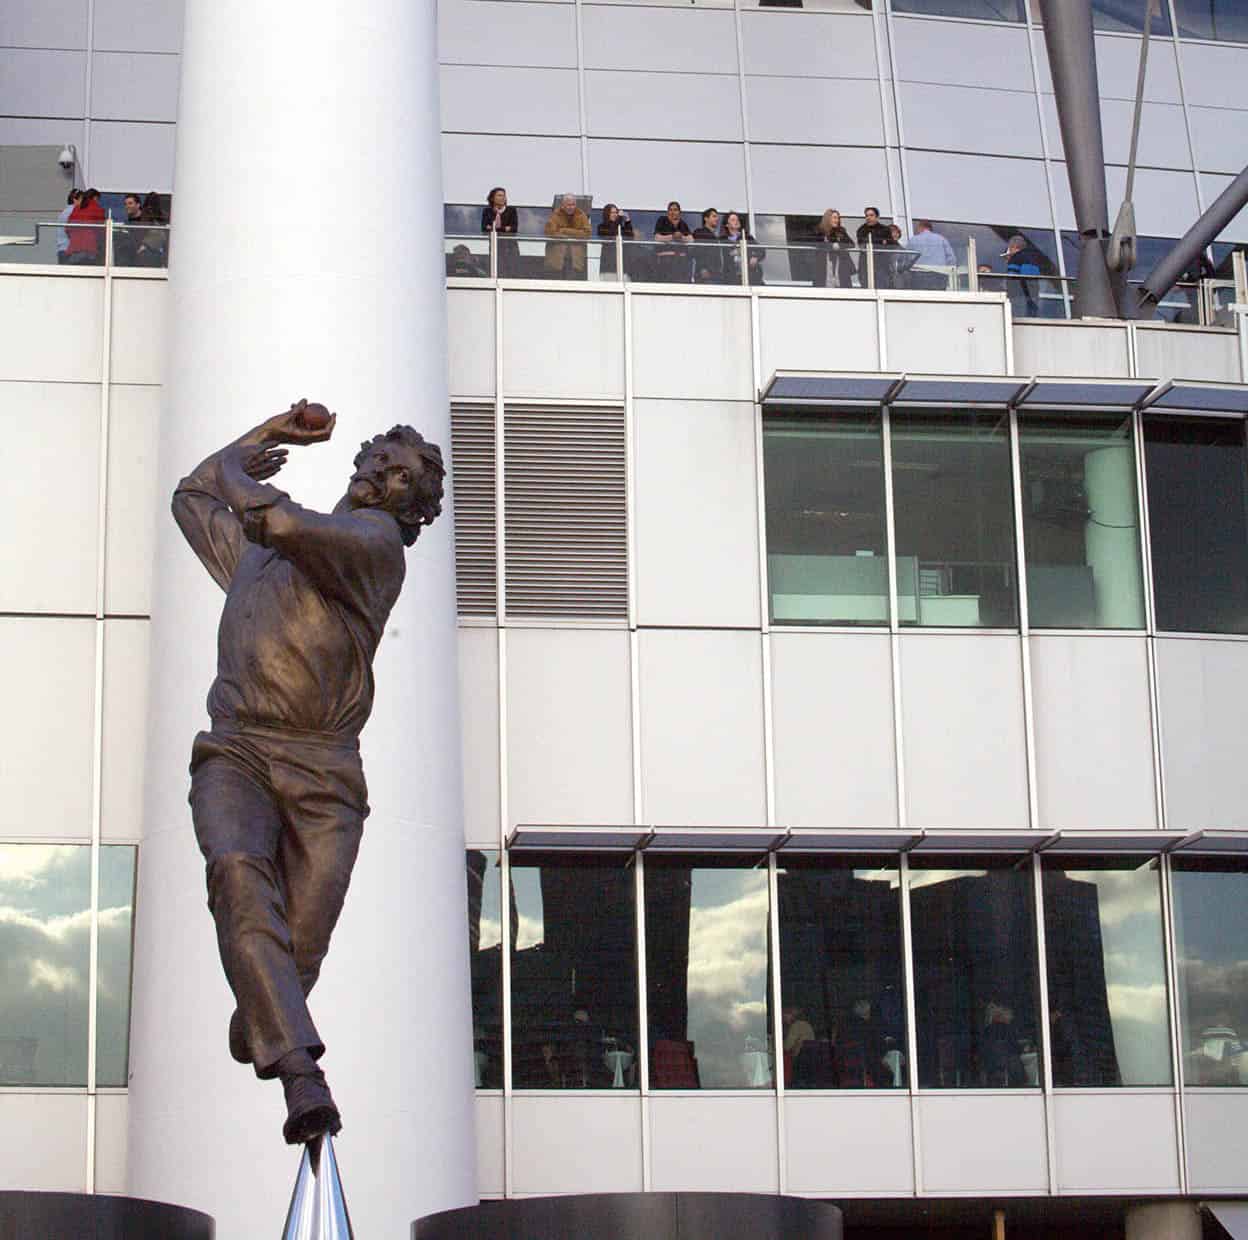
xmin=282 ymin=1069 xmax=342 ymax=1146
xmin=228 ymin=1008 xmax=250 ymax=1064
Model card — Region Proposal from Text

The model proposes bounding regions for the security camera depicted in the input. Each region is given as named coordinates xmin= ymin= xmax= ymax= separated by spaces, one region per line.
xmin=57 ymin=145 xmax=75 ymax=171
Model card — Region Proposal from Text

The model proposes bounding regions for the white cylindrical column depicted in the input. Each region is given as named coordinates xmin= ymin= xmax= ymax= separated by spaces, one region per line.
xmin=1084 ymin=443 xmax=1144 ymax=628
xmin=126 ymin=3 xmax=476 ymax=1236
xmin=1124 ymin=1202 xmax=1202 ymax=1240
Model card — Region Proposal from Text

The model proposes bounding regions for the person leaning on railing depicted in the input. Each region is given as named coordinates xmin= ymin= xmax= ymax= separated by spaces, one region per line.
xmin=64 ymin=188 xmax=105 ymax=265
xmin=691 ymin=208 xmax=723 ymax=285
xmin=813 ymin=208 xmax=857 ymax=289
xmin=597 ymin=203 xmax=634 ymax=279
xmin=481 ymin=186 xmax=519 ymax=277
xmin=543 ymin=193 xmax=591 ymax=280
xmin=56 ymin=189 xmax=82 ymax=264
xmin=133 ymin=192 xmax=169 ymax=268
xmin=720 ymin=211 xmax=764 ymax=286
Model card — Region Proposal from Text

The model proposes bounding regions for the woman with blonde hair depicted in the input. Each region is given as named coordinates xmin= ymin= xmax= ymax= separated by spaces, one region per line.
xmin=813 ymin=208 xmax=856 ymax=289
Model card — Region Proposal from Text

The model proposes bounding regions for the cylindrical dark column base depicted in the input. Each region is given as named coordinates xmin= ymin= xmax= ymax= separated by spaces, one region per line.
xmin=414 ymin=1192 xmax=842 ymax=1239
xmin=0 ymin=1191 xmax=214 ymax=1239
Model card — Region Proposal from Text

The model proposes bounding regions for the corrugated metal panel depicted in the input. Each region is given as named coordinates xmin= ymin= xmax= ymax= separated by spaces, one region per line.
xmin=503 ymin=404 xmax=628 ymax=619
xmin=451 ymin=402 xmax=497 ymax=617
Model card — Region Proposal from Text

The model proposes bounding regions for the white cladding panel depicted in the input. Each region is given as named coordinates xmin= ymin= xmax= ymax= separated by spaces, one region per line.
xmin=584 ymin=72 xmax=743 ymax=143
xmin=638 ymin=629 xmax=766 ymax=826
xmin=0 ymin=381 xmax=99 ymax=615
xmin=94 ymin=1093 xmax=129 ymax=1195
xmin=505 ymin=627 xmax=634 ymax=826
xmin=92 ymin=0 xmax=184 ymax=54
xmin=1202 ymin=172 xmax=1248 ymax=243
xmin=631 ymin=294 xmax=752 ymax=401
xmin=770 ymin=632 xmax=898 ymax=828
xmin=1041 ymin=96 xmax=1193 ymax=170
xmin=746 ymin=76 xmax=884 ymax=147
xmin=502 ymin=290 xmax=624 ymax=399
xmin=100 ymin=618 xmax=150 ymax=841
xmin=785 ymin=1094 xmax=914 ymax=1195
xmin=104 ymin=383 xmax=160 ymax=616
xmin=447 ymin=289 xmax=496 ymax=399
xmin=749 ymin=144 xmax=890 ymax=218
xmin=0 ymin=618 xmax=96 ymax=838
xmin=475 ymin=1093 xmax=504 ymax=1197
xmin=90 ymin=52 xmax=180 ymax=122
xmin=894 ymin=17 xmax=1032 ymax=93
xmin=87 ymin=120 xmax=176 ymax=194
xmin=512 ymin=1095 xmax=643 ymax=1194
xmin=1190 ymin=106 xmax=1248 ymax=176
xmin=1052 ymin=164 xmax=1201 ymax=239
xmin=1053 ymin=1093 xmax=1179 ymax=1193
xmin=0 ymin=275 xmax=102 ymax=383
xmin=1156 ymin=638 xmax=1248 ymax=830
xmin=1185 ymin=1093 xmax=1248 ymax=1192
xmin=110 ymin=278 xmax=167 ymax=386
xmin=634 ymin=398 xmax=760 ymax=628
xmin=1031 ymin=31 xmax=1182 ymax=103
xmin=900 ymin=634 xmax=1028 ymax=829
xmin=438 ymin=0 xmax=578 ymax=67
xmin=0 ymin=1095 xmax=87 ymax=1191
xmin=458 ymin=626 xmax=500 ymax=847
xmin=1135 ymin=326 xmax=1241 ymax=383
xmin=884 ymin=300 xmax=1009 ymax=375
xmin=0 ymin=48 xmax=86 ymax=118
xmin=649 ymin=1096 xmax=779 ymax=1193
xmin=740 ymin=11 xmax=877 ymax=78
xmin=1012 ymin=322 xmax=1131 ymax=378
xmin=904 ymin=150 xmax=1050 ymax=230
xmin=758 ymin=296 xmax=880 ymax=376
xmin=440 ymin=66 xmax=579 ymax=137
xmin=901 ymin=83 xmax=1042 ymax=161
xmin=1176 ymin=41 xmax=1248 ymax=111
xmin=442 ymin=134 xmax=582 ymax=205
xmin=0 ymin=0 xmax=88 ymax=49
xmin=582 ymin=7 xmax=738 ymax=74
xmin=586 ymin=140 xmax=747 ymax=215
xmin=1029 ymin=636 xmax=1156 ymax=830
xmin=918 ymin=1094 xmax=1048 ymax=1193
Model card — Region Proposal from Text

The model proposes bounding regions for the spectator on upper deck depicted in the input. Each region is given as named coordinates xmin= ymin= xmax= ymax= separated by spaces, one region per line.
xmin=544 ymin=193 xmax=591 ymax=280
xmin=904 ymin=219 xmax=956 ymax=290
xmin=1001 ymin=233 xmax=1046 ymax=317
xmin=64 ymin=188 xmax=105 ymax=265
xmin=482 ymin=186 xmax=519 ymax=277
xmin=721 ymin=211 xmax=764 ymax=286
xmin=56 ymin=189 xmax=82 ymax=264
xmin=598 ymin=203 xmax=635 ymax=278
xmin=692 ymin=208 xmax=723 ymax=284
xmin=114 ymin=193 xmax=144 ymax=266
xmin=653 ymin=201 xmax=692 ymax=283
xmin=856 ymin=206 xmax=891 ymax=251
xmin=814 ymin=208 xmax=856 ymax=289
xmin=133 ymin=192 xmax=169 ymax=268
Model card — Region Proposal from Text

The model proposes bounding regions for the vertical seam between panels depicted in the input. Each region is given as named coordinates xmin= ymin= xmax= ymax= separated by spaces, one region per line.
xmin=899 ymin=852 xmax=922 ymax=1194
xmin=1031 ymin=854 xmax=1059 ymax=1194
xmin=1009 ymin=407 xmax=1041 ymax=829
xmin=768 ymin=851 xmax=787 ymax=1194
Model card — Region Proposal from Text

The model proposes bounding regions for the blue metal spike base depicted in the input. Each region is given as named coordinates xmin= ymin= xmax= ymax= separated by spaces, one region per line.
xmin=282 ymin=1133 xmax=353 ymax=1240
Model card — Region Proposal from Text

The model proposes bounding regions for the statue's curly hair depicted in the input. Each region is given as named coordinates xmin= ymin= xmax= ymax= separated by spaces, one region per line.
xmin=354 ymin=425 xmax=445 ymax=546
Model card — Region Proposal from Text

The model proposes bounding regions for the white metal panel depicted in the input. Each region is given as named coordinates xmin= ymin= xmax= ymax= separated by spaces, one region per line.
xmin=771 ymin=632 xmax=898 ymax=828
xmin=749 ymin=144 xmax=889 ymax=217
xmin=1031 ymin=30 xmax=1181 ymax=103
xmin=475 ymin=1092 xmax=504 ymax=1197
xmin=0 ymin=381 xmax=99 ymax=615
xmin=1051 ymin=163 xmax=1200 ymax=238
xmin=104 ymin=384 xmax=159 ymax=616
xmin=631 ymin=294 xmax=752 ymax=401
xmin=1041 ymin=96 xmax=1193 ymax=171
xmin=440 ymin=65 xmax=579 ymax=137
xmin=638 ymin=629 xmax=767 ymax=826
xmin=900 ymin=634 xmax=1029 ymax=829
xmin=901 ymin=83 xmax=1042 ymax=161
xmin=439 ymin=0 xmax=578 ymax=67
xmin=758 ymin=297 xmax=879 ymax=379
xmin=904 ymin=150 xmax=1050 ymax=230
xmin=1190 ymin=107 xmax=1248 ymax=176
xmin=894 ymin=17 xmax=1031 ymax=93
xmin=634 ymin=398 xmax=760 ymax=628
xmin=740 ymin=10 xmax=876 ymax=78
xmin=1185 ymin=1093 xmax=1248 ymax=1192
xmin=585 ymin=71 xmax=743 ymax=142
xmin=0 ymin=116 xmax=88 ymax=147
xmin=93 ymin=0 xmax=183 ymax=53
xmin=1202 ymin=172 xmax=1248 ymax=243
xmin=0 ymin=0 xmax=88 ymax=49
xmin=0 ymin=48 xmax=86 ymax=118
xmin=502 ymin=290 xmax=623 ymax=399
xmin=1011 ymin=323 xmax=1131 ymax=378
xmin=447 ymin=289 xmax=496 ymax=399
xmin=512 ymin=1095 xmax=643 ymax=1194
xmin=442 ymin=134 xmax=582 ymax=205
xmin=90 ymin=51 xmax=180 ymax=122
xmin=0 ymin=276 xmax=102 ymax=384
xmin=94 ymin=1092 xmax=129 ymax=1194
xmin=1155 ymin=639 xmax=1248 ymax=830
xmin=746 ymin=75 xmax=883 ymax=147
xmin=884 ymin=301 xmax=1009 ymax=376
xmin=785 ymin=1094 xmax=913 ymax=1195
xmin=0 ymin=1094 xmax=87 ymax=1191
xmin=0 ymin=618 xmax=95 ymax=837
xmin=586 ymin=139 xmax=747 ymax=214
xmin=506 ymin=628 xmax=634 ymax=826
xmin=458 ymin=626 xmax=500 ymax=847
xmin=1135 ymin=326 xmax=1240 ymax=384
xmin=109 ymin=278 xmax=166 ymax=386
xmin=582 ymin=6 xmax=738 ymax=74
xmin=918 ymin=1093 xmax=1048 ymax=1193
xmin=1029 ymin=637 xmax=1156 ymax=830
xmin=87 ymin=120 xmax=175 ymax=193
xmin=648 ymin=1095 xmax=778 ymax=1193
xmin=101 ymin=618 xmax=149 ymax=841
xmin=1053 ymin=1092 xmax=1179 ymax=1193
xmin=1175 ymin=41 xmax=1248 ymax=111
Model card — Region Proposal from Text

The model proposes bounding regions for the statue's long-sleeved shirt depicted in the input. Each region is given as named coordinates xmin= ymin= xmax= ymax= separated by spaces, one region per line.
xmin=173 ymin=448 xmax=405 ymax=738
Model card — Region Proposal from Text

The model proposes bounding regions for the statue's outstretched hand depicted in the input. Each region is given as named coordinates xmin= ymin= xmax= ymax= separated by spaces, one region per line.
xmin=259 ymin=398 xmax=337 ymax=446
xmin=241 ymin=445 xmax=288 ymax=482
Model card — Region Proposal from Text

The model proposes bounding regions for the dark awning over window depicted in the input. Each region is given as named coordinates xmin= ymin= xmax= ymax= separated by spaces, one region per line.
xmin=1208 ymin=1203 xmax=1248 ymax=1240
xmin=1037 ymin=830 xmax=1186 ymax=854
xmin=1144 ymin=382 xmax=1248 ymax=418
xmin=644 ymin=828 xmax=786 ymax=853
xmin=762 ymin=373 xmax=899 ymax=407
xmin=1018 ymin=379 xmax=1156 ymax=411
xmin=781 ymin=829 xmax=922 ymax=853
xmin=889 ymin=377 xmax=1027 ymax=407
xmin=1172 ymin=830 xmax=1248 ymax=855
xmin=508 ymin=826 xmax=651 ymax=852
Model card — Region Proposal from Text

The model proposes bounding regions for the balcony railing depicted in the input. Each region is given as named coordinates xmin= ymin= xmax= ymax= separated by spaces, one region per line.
xmin=0 ymin=220 xmax=170 ymax=269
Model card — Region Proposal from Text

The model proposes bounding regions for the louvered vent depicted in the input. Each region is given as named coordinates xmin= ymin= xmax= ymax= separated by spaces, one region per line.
xmin=451 ymin=403 xmax=497 ymax=617
xmin=503 ymin=405 xmax=628 ymax=619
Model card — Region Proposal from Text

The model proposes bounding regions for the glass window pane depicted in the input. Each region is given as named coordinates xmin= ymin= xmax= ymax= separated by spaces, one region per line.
xmin=1172 ymin=859 xmax=1248 ymax=1086
xmin=1092 ymin=0 xmax=1171 ymax=33
xmin=467 ymin=849 xmax=503 ymax=1089
xmin=1042 ymin=858 xmax=1171 ymax=1086
xmin=1175 ymin=0 xmax=1248 ymax=41
xmin=510 ymin=854 xmax=638 ymax=1089
xmin=1144 ymin=416 xmax=1248 ymax=634
xmin=96 ymin=846 xmax=136 ymax=1088
xmin=764 ymin=413 xmax=889 ymax=626
xmin=778 ymin=856 xmax=907 ymax=1089
xmin=892 ymin=0 xmax=1026 ymax=21
xmin=0 ymin=845 xmax=91 ymax=1086
xmin=891 ymin=410 xmax=1018 ymax=628
xmin=646 ymin=856 xmax=773 ymax=1090
xmin=1018 ymin=412 xmax=1145 ymax=628
xmin=910 ymin=857 xmax=1041 ymax=1088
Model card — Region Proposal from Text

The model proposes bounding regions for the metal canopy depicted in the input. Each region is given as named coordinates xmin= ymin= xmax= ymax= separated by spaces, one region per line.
xmin=781 ymin=830 xmax=922 ymax=853
xmin=1209 ymin=1203 xmax=1248 ymax=1240
xmin=910 ymin=830 xmax=1053 ymax=854
xmin=645 ymin=828 xmax=787 ymax=853
xmin=1144 ymin=382 xmax=1248 ymax=418
xmin=889 ymin=376 xmax=1027 ymax=407
xmin=762 ymin=372 xmax=899 ymax=407
xmin=1037 ymin=830 xmax=1186 ymax=854
xmin=1017 ymin=379 xmax=1156 ymax=411
xmin=508 ymin=826 xmax=651 ymax=852
xmin=1172 ymin=830 xmax=1248 ymax=855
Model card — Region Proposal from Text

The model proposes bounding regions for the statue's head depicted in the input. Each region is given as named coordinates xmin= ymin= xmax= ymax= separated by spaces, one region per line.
xmin=348 ymin=426 xmax=445 ymax=546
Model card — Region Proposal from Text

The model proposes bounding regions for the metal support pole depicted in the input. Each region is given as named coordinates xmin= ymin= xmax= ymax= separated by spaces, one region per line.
xmin=867 ymin=237 xmax=875 ymax=291
xmin=968 ymin=236 xmax=979 ymax=293
xmin=489 ymin=228 xmax=497 ymax=280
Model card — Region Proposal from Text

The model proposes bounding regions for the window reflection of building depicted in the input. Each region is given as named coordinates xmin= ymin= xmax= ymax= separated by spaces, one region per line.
xmin=466 ymin=850 xmax=504 ymax=1089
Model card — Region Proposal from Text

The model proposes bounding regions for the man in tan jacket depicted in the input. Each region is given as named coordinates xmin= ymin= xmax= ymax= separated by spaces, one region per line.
xmin=544 ymin=193 xmax=592 ymax=279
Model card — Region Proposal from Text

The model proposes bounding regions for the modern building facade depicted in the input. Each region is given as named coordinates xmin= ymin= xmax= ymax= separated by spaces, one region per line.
xmin=5 ymin=1 xmax=1248 ymax=1238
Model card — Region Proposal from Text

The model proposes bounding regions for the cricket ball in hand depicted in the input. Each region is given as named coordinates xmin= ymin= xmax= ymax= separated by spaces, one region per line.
xmin=296 ymin=402 xmax=332 ymax=431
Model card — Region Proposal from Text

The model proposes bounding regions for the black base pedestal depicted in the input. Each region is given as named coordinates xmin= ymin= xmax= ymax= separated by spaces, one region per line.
xmin=0 ymin=1192 xmax=213 ymax=1239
